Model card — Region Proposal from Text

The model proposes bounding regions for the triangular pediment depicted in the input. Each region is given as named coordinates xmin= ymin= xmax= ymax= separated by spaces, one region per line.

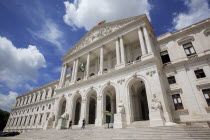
xmin=63 ymin=14 xmax=146 ymax=59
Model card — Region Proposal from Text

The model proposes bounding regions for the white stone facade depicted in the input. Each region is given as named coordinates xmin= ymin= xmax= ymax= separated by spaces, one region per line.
xmin=4 ymin=15 xmax=210 ymax=132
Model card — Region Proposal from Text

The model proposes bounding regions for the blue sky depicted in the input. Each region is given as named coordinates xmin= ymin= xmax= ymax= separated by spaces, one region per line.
xmin=0 ymin=0 xmax=210 ymax=111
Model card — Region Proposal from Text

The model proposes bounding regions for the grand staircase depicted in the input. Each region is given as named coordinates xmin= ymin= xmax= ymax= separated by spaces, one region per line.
xmin=3 ymin=122 xmax=210 ymax=140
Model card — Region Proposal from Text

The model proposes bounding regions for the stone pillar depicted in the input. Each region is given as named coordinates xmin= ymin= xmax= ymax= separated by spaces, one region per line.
xmin=78 ymin=98 xmax=87 ymax=127
xmin=115 ymin=38 xmax=121 ymax=66
xmin=74 ymin=58 xmax=79 ymax=82
xmin=111 ymin=100 xmax=115 ymax=123
xmin=32 ymin=93 xmax=35 ymax=103
xmin=71 ymin=59 xmax=76 ymax=82
xmin=119 ymin=36 xmax=126 ymax=64
xmin=99 ymin=46 xmax=104 ymax=74
xmin=138 ymin=27 xmax=147 ymax=55
xmin=42 ymin=90 xmax=46 ymax=100
xmin=59 ymin=64 xmax=68 ymax=87
xmin=47 ymin=87 xmax=52 ymax=98
xmin=95 ymin=95 xmax=103 ymax=127
xmin=108 ymin=53 xmax=112 ymax=69
xmin=143 ymin=26 xmax=152 ymax=54
xmin=20 ymin=97 xmax=24 ymax=106
xmin=24 ymin=97 xmax=27 ymax=105
xmin=86 ymin=52 xmax=90 ymax=78
xmin=27 ymin=95 xmax=31 ymax=104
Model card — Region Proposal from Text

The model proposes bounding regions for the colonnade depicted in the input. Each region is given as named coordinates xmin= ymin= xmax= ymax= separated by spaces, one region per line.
xmin=59 ymin=26 xmax=154 ymax=87
xmin=15 ymin=87 xmax=55 ymax=108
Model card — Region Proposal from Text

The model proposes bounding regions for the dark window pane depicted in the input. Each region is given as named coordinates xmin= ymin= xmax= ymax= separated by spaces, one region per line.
xmin=182 ymin=42 xmax=196 ymax=56
xmin=172 ymin=94 xmax=184 ymax=110
xmin=202 ymin=88 xmax=210 ymax=106
xmin=194 ymin=69 xmax=206 ymax=79
xmin=167 ymin=76 xmax=176 ymax=85
xmin=160 ymin=51 xmax=171 ymax=64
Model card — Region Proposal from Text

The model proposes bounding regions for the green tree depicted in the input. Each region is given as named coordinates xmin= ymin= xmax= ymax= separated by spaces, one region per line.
xmin=0 ymin=109 xmax=10 ymax=131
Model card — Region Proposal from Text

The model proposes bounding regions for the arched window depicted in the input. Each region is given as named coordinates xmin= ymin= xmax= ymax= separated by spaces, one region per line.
xmin=48 ymin=104 xmax=51 ymax=109
xmin=42 ymin=106 xmax=45 ymax=110
xmin=37 ymin=107 xmax=39 ymax=111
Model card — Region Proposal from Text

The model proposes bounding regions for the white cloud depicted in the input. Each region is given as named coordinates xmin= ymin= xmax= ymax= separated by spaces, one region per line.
xmin=28 ymin=19 xmax=65 ymax=53
xmin=63 ymin=0 xmax=151 ymax=30
xmin=0 ymin=36 xmax=46 ymax=89
xmin=0 ymin=91 xmax=18 ymax=112
xmin=172 ymin=0 xmax=210 ymax=30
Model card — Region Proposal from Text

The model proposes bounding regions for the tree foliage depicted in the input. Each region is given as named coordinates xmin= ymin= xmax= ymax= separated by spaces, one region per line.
xmin=0 ymin=109 xmax=10 ymax=131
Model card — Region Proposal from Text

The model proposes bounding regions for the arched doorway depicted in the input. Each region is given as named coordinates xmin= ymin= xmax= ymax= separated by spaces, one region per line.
xmin=73 ymin=94 xmax=82 ymax=125
xmin=129 ymin=79 xmax=149 ymax=122
xmin=102 ymin=85 xmax=116 ymax=124
xmin=86 ymin=90 xmax=97 ymax=124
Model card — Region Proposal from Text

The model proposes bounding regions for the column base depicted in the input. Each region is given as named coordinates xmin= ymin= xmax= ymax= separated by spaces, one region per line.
xmin=56 ymin=118 xmax=67 ymax=130
xmin=149 ymin=111 xmax=165 ymax=127
xmin=115 ymin=63 xmax=125 ymax=70
xmin=141 ymin=53 xmax=154 ymax=61
xmin=114 ymin=113 xmax=126 ymax=128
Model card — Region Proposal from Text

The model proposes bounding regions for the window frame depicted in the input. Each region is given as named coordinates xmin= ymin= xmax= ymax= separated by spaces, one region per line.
xmin=182 ymin=42 xmax=196 ymax=57
xmin=167 ymin=76 xmax=176 ymax=85
xmin=172 ymin=94 xmax=184 ymax=110
xmin=194 ymin=69 xmax=206 ymax=79
xmin=202 ymin=88 xmax=210 ymax=106
xmin=160 ymin=50 xmax=171 ymax=64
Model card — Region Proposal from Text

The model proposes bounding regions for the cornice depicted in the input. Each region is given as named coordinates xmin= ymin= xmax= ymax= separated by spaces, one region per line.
xmin=156 ymin=18 xmax=210 ymax=43
xmin=162 ymin=53 xmax=210 ymax=71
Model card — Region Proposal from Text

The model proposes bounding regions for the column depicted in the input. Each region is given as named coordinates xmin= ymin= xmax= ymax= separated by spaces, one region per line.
xmin=24 ymin=97 xmax=27 ymax=105
xmin=86 ymin=52 xmax=90 ymax=78
xmin=108 ymin=53 xmax=112 ymax=69
xmin=138 ymin=27 xmax=147 ymax=55
xmin=111 ymin=100 xmax=115 ymax=123
xmin=32 ymin=93 xmax=36 ymax=103
xmin=143 ymin=26 xmax=152 ymax=54
xmin=27 ymin=95 xmax=31 ymax=104
xmin=119 ymin=36 xmax=126 ymax=64
xmin=99 ymin=46 xmax=104 ymax=74
xmin=74 ymin=58 xmax=79 ymax=82
xmin=115 ymin=38 xmax=121 ymax=66
xmin=42 ymin=90 xmax=46 ymax=100
xmin=47 ymin=87 xmax=52 ymax=98
xmin=59 ymin=64 xmax=68 ymax=87
xmin=71 ymin=59 xmax=76 ymax=82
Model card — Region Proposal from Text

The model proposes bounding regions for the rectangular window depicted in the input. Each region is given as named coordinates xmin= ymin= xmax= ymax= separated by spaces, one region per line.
xmin=28 ymin=116 xmax=32 ymax=125
xmin=202 ymin=88 xmax=210 ymax=106
xmin=160 ymin=51 xmax=171 ymax=64
xmin=34 ymin=116 xmax=37 ymax=124
xmin=23 ymin=116 xmax=27 ymax=126
xmin=194 ymin=69 xmax=206 ymax=79
xmin=167 ymin=76 xmax=176 ymax=85
xmin=46 ymin=114 xmax=49 ymax=120
xmin=183 ymin=42 xmax=196 ymax=56
xmin=172 ymin=94 xmax=184 ymax=110
xmin=39 ymin=114 xmax=43 ymax=123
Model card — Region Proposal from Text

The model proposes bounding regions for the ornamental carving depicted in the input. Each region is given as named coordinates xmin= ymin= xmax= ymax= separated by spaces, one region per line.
xmin=146 ymin=70 xmax=156 ymax=77
xmin=204 ymin=28 xmax=210 ymax=36
xmin=97 ymin=95 xmax=102 ymax=100
xmin=151 ymin=94 xmax=162 ymax=111
xmin=117 ymin=79 xmax=125 ymax=85
xmin=71 ymin=25 xmax=125 ymax=55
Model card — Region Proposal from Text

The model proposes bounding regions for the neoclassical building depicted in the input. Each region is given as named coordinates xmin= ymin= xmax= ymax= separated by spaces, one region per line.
xmin=4 ymin=15 xmax=210 ymax=132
